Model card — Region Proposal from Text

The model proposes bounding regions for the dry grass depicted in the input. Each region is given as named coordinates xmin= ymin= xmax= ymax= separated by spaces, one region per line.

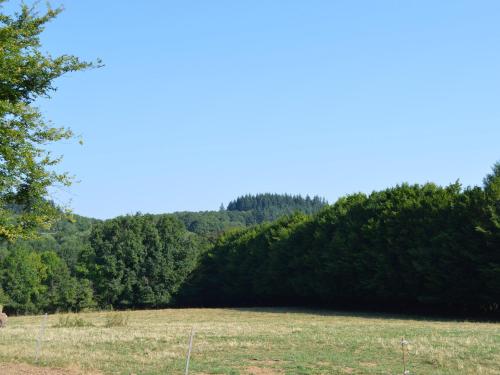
xmin=0 ymin=308 xmax=498 ymax=374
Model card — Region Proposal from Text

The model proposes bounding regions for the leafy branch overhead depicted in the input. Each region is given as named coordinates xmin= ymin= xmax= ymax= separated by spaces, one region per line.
xmin=0 ymin=0 xmax=101 ymax=241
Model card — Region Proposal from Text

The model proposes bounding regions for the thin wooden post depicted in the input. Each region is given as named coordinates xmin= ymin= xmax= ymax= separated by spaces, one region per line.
xmin=35 ymin=313 xmax=48 ymax=362
xmin=184 ymin=328 xmax=195 ymax=375
xmin=401 ymin=337 xmax=409 ymax=374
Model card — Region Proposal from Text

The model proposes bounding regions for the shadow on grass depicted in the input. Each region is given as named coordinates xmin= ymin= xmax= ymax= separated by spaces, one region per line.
xmin=227 ymin=306 xmax=500 ymax=323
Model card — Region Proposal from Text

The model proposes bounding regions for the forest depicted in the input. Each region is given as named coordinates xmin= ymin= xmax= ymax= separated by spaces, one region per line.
xmin=0 ymin=194 xmax=327 ymax=313
xmin=1 ymin=172 xmax=498 ymax=315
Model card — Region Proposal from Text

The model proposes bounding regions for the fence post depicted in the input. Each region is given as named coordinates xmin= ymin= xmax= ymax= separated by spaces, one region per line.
xmin=401 ymin=337 xmax=409 ymax=374
xmin=35 ymin=313 xmax=48 ymax=363
xmin=184 ymin=328 xmax=195 ymax=375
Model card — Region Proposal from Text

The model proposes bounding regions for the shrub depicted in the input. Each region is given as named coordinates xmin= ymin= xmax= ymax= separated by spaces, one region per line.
xmin=53 ymin=314 xmax=93 ymax=328
xmin=104 ymin=313 xmax=129 ymax=327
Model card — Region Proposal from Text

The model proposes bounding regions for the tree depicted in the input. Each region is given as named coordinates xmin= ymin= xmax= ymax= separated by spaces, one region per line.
xmin=0 ymin=247 xmax=46 ymax=314
xmin=86 ymin=214 xmax=201 ymax=309
xmin=0 ymin=1 xmax=100 ymax=241
xmin=483 ymin=161 xmax=500 ymax=199
xmin=40 ymin=251 xmax=95 ymax=312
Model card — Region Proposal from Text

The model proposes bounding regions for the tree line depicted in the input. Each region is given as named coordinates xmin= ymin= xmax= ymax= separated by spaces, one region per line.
xmin=1 ymin=168 xmax=499 ymax=315
xmin=0 ymin=194 xmax=327 ymax=313
xmin=181 ymin=165 xmax=500 ymax=314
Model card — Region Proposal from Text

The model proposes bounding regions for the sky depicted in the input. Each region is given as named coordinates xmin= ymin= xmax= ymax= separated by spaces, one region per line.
xmin=4 ymin=1 xmax=500 ymax=219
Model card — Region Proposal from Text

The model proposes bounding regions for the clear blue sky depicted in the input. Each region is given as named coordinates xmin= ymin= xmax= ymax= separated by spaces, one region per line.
xmin=5 ymin=1 xmax=500 ymax=219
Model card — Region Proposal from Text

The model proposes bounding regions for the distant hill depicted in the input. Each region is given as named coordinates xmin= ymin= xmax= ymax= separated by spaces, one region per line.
xmin=227 ymin=193 xmax=326 ymax=218
xmin=1 ymin=194 xmax=327 ymax=258
xmin=170 ymin=194 xmax=327 ymax=239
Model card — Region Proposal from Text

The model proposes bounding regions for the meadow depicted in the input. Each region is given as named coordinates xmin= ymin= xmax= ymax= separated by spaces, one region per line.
xmin=0 ymin=308 xmax=499 ymax=374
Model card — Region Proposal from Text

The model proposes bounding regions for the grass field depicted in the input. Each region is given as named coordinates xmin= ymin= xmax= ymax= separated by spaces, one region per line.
xmin=0 ymin=308 xmax=498 ymax=374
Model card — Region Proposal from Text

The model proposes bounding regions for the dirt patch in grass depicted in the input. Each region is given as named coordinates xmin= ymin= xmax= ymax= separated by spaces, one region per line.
xmin=244 ymin=365 xmax=283 ymax=374
xmin=360 ymin=361 xmax=378 ymax=367
xmin=0 ymin=363 xmax=101 ymax=375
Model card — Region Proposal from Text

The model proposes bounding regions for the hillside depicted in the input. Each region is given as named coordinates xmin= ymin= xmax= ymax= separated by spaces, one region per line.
xmin=1 ymin=193 xmax=324 ymax=259
xmin=171 ymin=193 xmax=327 ymax=239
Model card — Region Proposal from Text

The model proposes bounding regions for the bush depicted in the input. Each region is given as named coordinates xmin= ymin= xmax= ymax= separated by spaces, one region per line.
xmin=53 ymin=314 xmax=94 ymax=328
xmin=104 ymin=312 xmax=129 ymax=327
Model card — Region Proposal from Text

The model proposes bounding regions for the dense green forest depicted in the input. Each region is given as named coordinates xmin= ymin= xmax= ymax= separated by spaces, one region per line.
xmin=181 ymin=170 xmax=500 ymax=313
xmin=1 ymin=171 xmax=499 ymax=315
xmin=172 ymin=194 xmax=326 ymax=240
xmin=0 ymin=194 xmax=326 ymax=313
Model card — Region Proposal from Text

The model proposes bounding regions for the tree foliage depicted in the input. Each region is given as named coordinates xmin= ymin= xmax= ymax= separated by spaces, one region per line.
xmin=0 ymin=165 xmax=498 ymax=315
xmin=0 ymin=1 xmax=99 ymax=241
xmin=227 ymin=193 xmax=326 ymax=222
xmin=171 ymin=194 xmax=327 ymax=240
xmin=85 ymin=214 xmax=200 ymax=309
xmin=182 ymin=167 xmax=500 ymax=314
xmin=0 ymin=246 xmax=94 ymax=314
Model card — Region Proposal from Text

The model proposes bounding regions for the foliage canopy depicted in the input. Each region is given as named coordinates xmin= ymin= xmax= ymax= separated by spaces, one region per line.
xmin=0 ymin=1 xmax=99 ymax=241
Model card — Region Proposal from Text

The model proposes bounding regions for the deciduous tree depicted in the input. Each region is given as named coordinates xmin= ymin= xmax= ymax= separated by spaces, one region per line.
xmin=0 ymin=1 xmax=99 ymax=241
